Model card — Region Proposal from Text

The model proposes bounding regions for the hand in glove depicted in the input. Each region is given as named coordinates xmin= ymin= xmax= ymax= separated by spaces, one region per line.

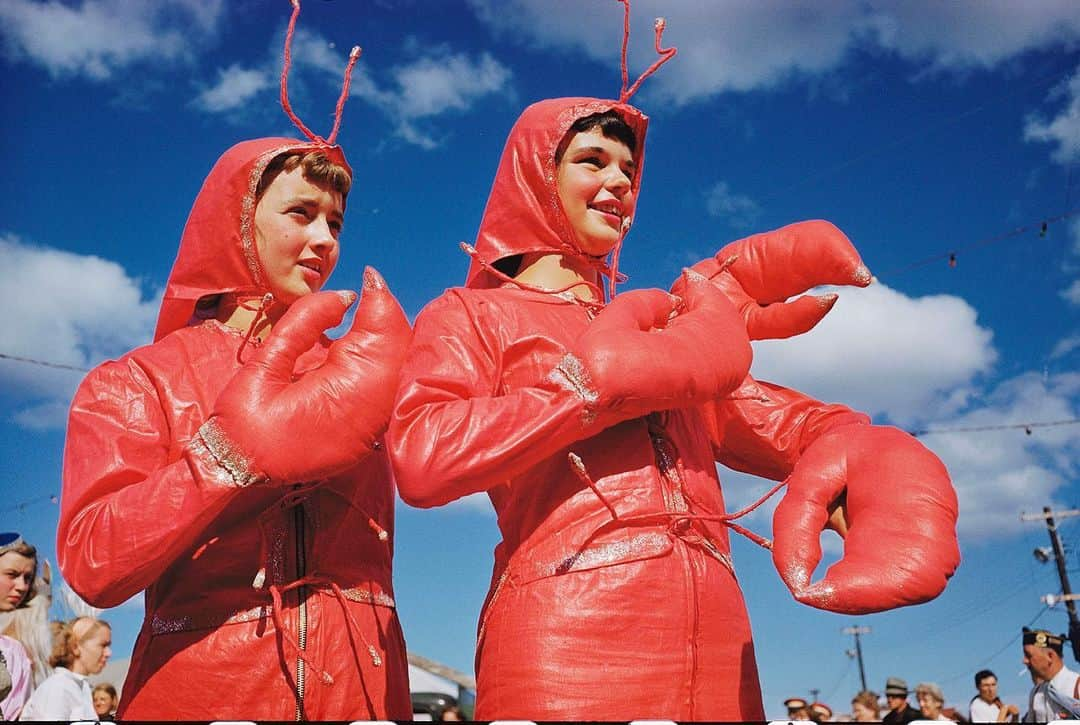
xmin=671 ymin=220 xmax=870 ymax=340
xmin=771 ymin=424 xmax=960 ymax=614
xmin=199 ymin=267 xmax=412 ymax=485
xmin=559 ymin=270 xmax=751 ymax=422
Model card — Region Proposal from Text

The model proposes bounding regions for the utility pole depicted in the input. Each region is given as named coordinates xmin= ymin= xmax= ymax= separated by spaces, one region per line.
xmin=1021 ymin=506 xmax=1080 ymax=661
xmin=843 ymin=625 xmax=871 ymax=692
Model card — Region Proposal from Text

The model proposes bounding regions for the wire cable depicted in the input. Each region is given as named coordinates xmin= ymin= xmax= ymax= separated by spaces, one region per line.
xmin=0 ymin=352 xmax=88 ymax=373
xmin=910 ymin=419 xmax=1080 ymax=437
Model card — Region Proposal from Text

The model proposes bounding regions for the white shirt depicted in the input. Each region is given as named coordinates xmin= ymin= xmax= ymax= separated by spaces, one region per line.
xmin=969 ymin=696 xmax=1001 ymax=722
xmin=1027 ymin=664 xmax=1080 ymax=722
xmin=18 ymin=666 xmax=96 ymax=721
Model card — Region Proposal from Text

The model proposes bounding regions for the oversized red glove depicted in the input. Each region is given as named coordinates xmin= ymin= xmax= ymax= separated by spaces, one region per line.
xmin=560 ymin=271 xmax=751 ymax=422
xmin=671 ymin=220 xmax=870 ymax=340
xmin=199 ymin=267 xmax=412 ymax=485
xmin=771 ymin=424 xmax=960 ymax=614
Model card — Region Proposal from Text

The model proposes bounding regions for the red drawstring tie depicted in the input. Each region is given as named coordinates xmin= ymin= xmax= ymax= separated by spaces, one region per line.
xmin=250 ymin=482 xmax=390 ymax=708
xmin=235 ymin=292 xmax=274 ymax=364
xmin=461 ymin=242 xmax=608 ymax=315
xmin=567 ymin=447 xmax=785 ymax=553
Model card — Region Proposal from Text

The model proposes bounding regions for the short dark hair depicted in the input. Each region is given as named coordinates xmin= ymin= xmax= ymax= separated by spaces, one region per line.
xmin=974 ymin=669 xmax=996 ymax=687
xmin=555 ymin=110 xmax=637 ymax=164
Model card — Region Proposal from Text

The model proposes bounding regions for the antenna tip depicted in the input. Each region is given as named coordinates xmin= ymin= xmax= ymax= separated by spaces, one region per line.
xmin=654 ymin=17 xmax=666 ymax=29
xmin=349 ymin=45 xmax=361 ymax=59
xmin=290 ymin=0 xmax=299 ymax=8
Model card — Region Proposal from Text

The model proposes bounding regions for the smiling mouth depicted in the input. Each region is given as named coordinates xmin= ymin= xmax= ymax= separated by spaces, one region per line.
xmin=297 ymin=259 xmax=323 ymax=276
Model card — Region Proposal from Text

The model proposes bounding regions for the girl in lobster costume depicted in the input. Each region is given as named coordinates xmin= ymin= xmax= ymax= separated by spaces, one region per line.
xmin=56 ymin=3 xmax=412 ymax=719
xmin=389 ymin=5 xmax=960 ymax=721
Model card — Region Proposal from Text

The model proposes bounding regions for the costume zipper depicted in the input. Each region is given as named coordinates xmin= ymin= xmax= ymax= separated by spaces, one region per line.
xmin=648 ymin=415 xmax=699 ymax=714
xmin=294 ymin=502 xmax=308 ymax=721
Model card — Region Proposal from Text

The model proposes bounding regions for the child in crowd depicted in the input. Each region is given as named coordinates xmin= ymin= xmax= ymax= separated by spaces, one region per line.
xmin=20 ymin=617 xmax=110 ymax=721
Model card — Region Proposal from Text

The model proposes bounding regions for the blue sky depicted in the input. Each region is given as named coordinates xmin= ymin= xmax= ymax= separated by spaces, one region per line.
xmin=1 ymin=0 xmax=1079 ymax=719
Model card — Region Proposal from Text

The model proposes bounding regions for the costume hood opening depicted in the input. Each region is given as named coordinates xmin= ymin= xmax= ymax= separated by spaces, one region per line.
xmin=154 ymin=139 xmax=352 ymax=342
xmin=464 ymin=97 xmax=649 ymax=293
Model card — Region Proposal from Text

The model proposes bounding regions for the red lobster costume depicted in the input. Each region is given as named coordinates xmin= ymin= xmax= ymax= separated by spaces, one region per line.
xmin=56 ymin=3 xmax=412 ymax=719
xmin=389 ymin=9 xmax=959 ymax=722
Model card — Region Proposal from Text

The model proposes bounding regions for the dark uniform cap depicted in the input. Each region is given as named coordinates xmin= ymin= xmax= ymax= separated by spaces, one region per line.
xmin=786 ymin=697 xmax=809 ymax=711
xmin=1023 ymin=626 xmax=1065 ymax=654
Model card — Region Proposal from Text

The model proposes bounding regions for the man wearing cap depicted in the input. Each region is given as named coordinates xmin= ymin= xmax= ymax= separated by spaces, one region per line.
xmin=1022 ymin=627 xmax=1080 ymax=721
xmin=785 ymin=697 xmax=813 ymax=720
xmin=969 ymin=669 xmax=1020 ymax=722
xmin=882 ymin=677 xmax=923 ymax=724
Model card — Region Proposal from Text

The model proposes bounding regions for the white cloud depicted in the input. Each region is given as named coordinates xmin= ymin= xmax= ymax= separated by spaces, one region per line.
xmin=0 ymin=234 xmax=159 ymax=429
xmin=920 ymin=371 xmax=1079 ymax=541
xmin=705 ymin=181 xmax=761 ymax=229
xmin=1062 ymin=279 xmax=1080 ymax=306
xmin=1052 ymin=334 xmax=1080 ymax=359
xmin=193 ymin=64 xmax=271 ymax=113
xmin=352 ymin=49 xmax=512 ymax=148
xmin=467 ymin=0 xmax=1080 ymax=105
xmin=750 ymin=280 xmax=997 ymax=423
xmin=0 ymin=0 xmax=224 ymax=80
xmin=1025 ymin=67 xmax=1080 ymax=165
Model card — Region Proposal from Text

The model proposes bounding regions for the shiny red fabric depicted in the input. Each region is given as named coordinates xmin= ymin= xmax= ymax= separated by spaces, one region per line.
xmin=388 ymin=97 xmax=871 ymax=720
xmin=58 ymin=138 xmax=410 ymax=719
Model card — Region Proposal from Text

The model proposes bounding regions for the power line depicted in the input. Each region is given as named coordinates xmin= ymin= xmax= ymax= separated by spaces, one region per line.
xmin=940 ymin=606 xmax=1050 ymax=686
xmin=0 ymin=494 xmax=59 ymax=515
xmin=878 ymin=206 xmax=1080 ymax=280
xmin=0 ymin=353 xmax=88 ymax=373
xmin=910 ymin=419 xmax=1080 ymax=438
xmin=757 ymin=64 xmax=1076 ymax=206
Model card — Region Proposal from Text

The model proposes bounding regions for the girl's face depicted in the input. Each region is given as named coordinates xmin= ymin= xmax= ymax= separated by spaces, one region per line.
xmin=556 ymin=127 xmax=636 ymax=257
xmin=93 ymin=690 xmax=115 ymax=716
xmin=73 ymin=625 xmax=112 ymax=676
xmin=0 ymin=551 xmax=34 ymax=611
xmin=254 ymin=166 xmax=343 ymax=305
xmin=916 ymin=692 xmax=942 ymax=718
xmin=852 ymin=702 xmax=877 ymax=721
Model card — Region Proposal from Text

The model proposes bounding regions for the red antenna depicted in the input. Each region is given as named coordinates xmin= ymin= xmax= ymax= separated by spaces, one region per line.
xmin=279 ymin=0 xmax=361 ymax=145
xmin=615 ymin=0 xmax=677 ymax=104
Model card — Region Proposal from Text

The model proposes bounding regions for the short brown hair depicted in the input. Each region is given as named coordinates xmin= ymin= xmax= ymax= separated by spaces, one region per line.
xmin=256 ymin=151 xmax=351 ymax=200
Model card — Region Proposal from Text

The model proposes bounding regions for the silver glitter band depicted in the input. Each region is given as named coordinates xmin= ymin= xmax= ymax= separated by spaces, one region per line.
xmin=548 ymin=532 xmax=670 ymax=577
xmin=193 ymin=418 xmax=267 ymax=488
xmin=547 ymin=353 xmax=600 ymax=425
xmin=149 ymin=586 xmax=395 ymax=635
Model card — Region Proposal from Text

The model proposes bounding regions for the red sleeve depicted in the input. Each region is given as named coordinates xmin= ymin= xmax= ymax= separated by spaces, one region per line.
xmin=701 ymin=374 xmax=871 ymax=481
xmin=387 ymin=292 xmax=606 ymax=508
xmin=57 ymin=358 xmax=245 ymax=608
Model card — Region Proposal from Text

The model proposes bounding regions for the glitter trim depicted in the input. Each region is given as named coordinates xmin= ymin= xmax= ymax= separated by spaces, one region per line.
xmin=151 ymin=603 xmax=270 ymax=635
xmin=195 ymin=418 xmax=267 ymax=488
xmin=547 ymin=353 xmax=600 ymax=425
xmin=149 ymin=586 xmax=395 ymax=636
xmin=187 ymin=435 xmax=243 ymax=489
xmin=241 ymin=144 xmax=306 ymax=286
xmin=338 ymin=587 xmax=396 ymax=608
xmin=549 ymin=532 xmax=670 ymax=577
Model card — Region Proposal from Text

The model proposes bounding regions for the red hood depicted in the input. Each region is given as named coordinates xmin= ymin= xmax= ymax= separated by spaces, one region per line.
xmin=465 ymin=97 xmax=649 ymax=290
xmin=154 ymin=137 xmax=352 ymax=341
